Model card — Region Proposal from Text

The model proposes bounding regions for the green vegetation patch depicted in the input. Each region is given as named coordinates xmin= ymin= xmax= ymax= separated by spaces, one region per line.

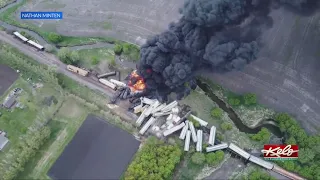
xmin=57 ymin=47 xmax=80 ymax=65
xmin=274 ymin=113 xmax=320 ymax=180
xmin=0 ymin=0 xmax=116 ymax=46
xmin=175 ymin=150 xmax=225 ymax=180
xmin=124 ymin=137 xmax=182 ymax=180
xmin=114 ymin=43 xmax=140 ymax=62
xmin=77 ymin=47 xmax=115 ymax=68
xmin=180 ymin=89 xmax=223 ymax=126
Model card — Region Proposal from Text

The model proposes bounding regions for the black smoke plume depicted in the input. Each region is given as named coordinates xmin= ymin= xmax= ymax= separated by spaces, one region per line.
xmin=137 ymin=0 xmax=320 ymax=102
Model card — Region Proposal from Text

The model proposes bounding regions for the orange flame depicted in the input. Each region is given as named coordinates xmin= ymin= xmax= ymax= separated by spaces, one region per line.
xmin=128 ymin=70 xmax=146 ymax=92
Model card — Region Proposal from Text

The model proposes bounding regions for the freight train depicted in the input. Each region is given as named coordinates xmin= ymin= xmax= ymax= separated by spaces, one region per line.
xmin=13 ymin=31 xmax=44 ymax=50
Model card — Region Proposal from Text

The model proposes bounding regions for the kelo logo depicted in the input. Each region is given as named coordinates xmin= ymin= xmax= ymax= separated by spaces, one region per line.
xmin=261 ymin=144 xmax=299 ymax=160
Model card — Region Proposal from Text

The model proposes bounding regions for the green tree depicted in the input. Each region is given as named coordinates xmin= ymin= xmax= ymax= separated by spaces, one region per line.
xmin=91 ymin=56 xmax=99 ymax=65
xmin=205 ymin=150 xmax=224 ymax=166
xmin=124 ymin=137 xmax=182 ymax=180
xmin=298 ymin=148 xmax=315 ymax=165
xmin=48 ymin=32 xmax=63 ymax=43
xmin=114 ymin=44 xmax=123 ymax=54
xmin=248 ymin=170 xmax=276 ymax=180
xmin=188 ymin=116 xmax=200 ymax=128
xmin=70 ymin=51 xmax=80 ymax=65
xmin=228 ymin=98 xmax=240 ymax=106
xmin=244 ymin=93 xmax=257 ymax=105
xmin=58 ymin=47 xmax=72 ymax=64
xmin=250 ymin=128 xmax=271 ymax=143
xmin=220 ymin=122 xmax=232 ymax=131
xmin=211 ymin=107 xmax=223 ymax=118
xmin=191 ymin=152 xmax=205 ymax=165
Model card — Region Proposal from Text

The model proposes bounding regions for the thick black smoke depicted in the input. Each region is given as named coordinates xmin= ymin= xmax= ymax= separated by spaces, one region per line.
xmin=137 ymin=0 xmax=320 ymax=102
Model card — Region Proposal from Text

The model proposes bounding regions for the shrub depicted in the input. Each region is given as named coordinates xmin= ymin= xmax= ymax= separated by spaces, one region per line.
xmin=91 ymin=56 xmax=99 ymax=65
xmin=48 ymin=32 xmax=63 ymax=43
xmin=191 ymin=152 xmax=206 ymax=165
xmin=220 ymin=122 xmax=232 ymax=131
xmin=211 ymin=107 xmax=223 ymax=118
xmin=228 ymin=98 xmax=241 ymax=106
xmin=113 ymin=44 xmax=123 ymax=54
xmin=205 ymin=150 xmax=225 ymax=166
xmin=250 ymin=128 xmax=271 ymax=143
xmin=122 ymin=43 xmax=140 ymax=61
xmin=244 ymin=93 xmax=257 ymax=105
xmin=188 ymin=116 xmax=200 ymax=128
xmin=57 ymin=48 xmax=79 ymax=65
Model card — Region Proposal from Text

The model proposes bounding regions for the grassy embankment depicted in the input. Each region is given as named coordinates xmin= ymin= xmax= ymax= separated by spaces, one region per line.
xmin=0 ymin=0 xmax=116 ymax=46
xmin=0 ymin=42 xmax=137 ymax=179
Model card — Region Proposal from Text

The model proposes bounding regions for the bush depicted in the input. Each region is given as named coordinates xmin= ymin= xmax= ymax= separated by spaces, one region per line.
xmin=124 ymin=137 xmax=182 ymax=180
xmin=250 ymin=127 xmax=271 ymax=143
xmin=211 ymin=107 xmax=223 ymax=118
xmin=48 ymin=32 xmax=63 ymax=43
xmin=205 ymin=150 xmax=224 ymax=166
xmin=247 ymin=170 xmax=276 ymax=180
xmin=228 ymin=98 xmax=241 ymax=106
xmin=91 ymin=56 xmax=99 ymax=65
xmin=191 ymin=152 xmax=206 ymax=165
xmin=122 ymin=43 xmax=140 ymax=61
xmin=57 ymin=47 xmax=79 ymax=65
xmin=220 ymin=122 xmax=232 ymax=131
xmin=244 ymin=93 xmax=257 ymax=105
xmin=113 ymin=44 xmax=123 ymax=55
xmin=188 ymin=116 xmax=200 ymax=128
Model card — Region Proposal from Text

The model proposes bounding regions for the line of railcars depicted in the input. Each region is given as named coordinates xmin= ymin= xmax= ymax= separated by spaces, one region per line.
xmin=12 ymin=31 xmax=44 ymax=50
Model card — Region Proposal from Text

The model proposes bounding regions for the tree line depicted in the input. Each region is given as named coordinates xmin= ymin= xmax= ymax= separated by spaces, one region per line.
xmin=1 ymin=127 xmax=51 ymax=180
xmin=274 ymin=113 xmax=320 ymax=180
xmin=124 ymin=137 xmax=182 ymax=180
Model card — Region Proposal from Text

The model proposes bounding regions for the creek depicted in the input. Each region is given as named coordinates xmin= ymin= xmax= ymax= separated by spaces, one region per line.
xmin=197 ymin=79 xmax=283 ymax=137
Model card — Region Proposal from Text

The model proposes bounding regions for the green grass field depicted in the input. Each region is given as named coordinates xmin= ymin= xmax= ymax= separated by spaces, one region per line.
xmin=77 ymin=48 xmax=115 ymax=69
xmin=0 ymin=0 xmax=116 ymax=46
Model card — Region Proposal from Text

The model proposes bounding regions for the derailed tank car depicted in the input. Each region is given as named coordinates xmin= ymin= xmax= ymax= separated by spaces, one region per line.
xmin=67 ymin=65 xmax=89 ymax=77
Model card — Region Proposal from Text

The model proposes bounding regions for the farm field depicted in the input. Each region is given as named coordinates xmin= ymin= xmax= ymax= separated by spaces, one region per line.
xmin=0 ymin=64 xmax=18 ymax=96
xmin=10 ymin=0 xmax=183 ymax=45
xmin=48 ymin=114 xmax=140 ymax=180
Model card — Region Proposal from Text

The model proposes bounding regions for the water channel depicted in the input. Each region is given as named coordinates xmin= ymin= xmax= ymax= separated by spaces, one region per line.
xmin=197 ymin=79 xmax=283 ymax=137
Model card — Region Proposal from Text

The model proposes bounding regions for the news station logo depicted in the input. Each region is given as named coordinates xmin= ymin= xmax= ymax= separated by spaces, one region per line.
xmin=261 ymin=144 xmax=299 ymax=160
